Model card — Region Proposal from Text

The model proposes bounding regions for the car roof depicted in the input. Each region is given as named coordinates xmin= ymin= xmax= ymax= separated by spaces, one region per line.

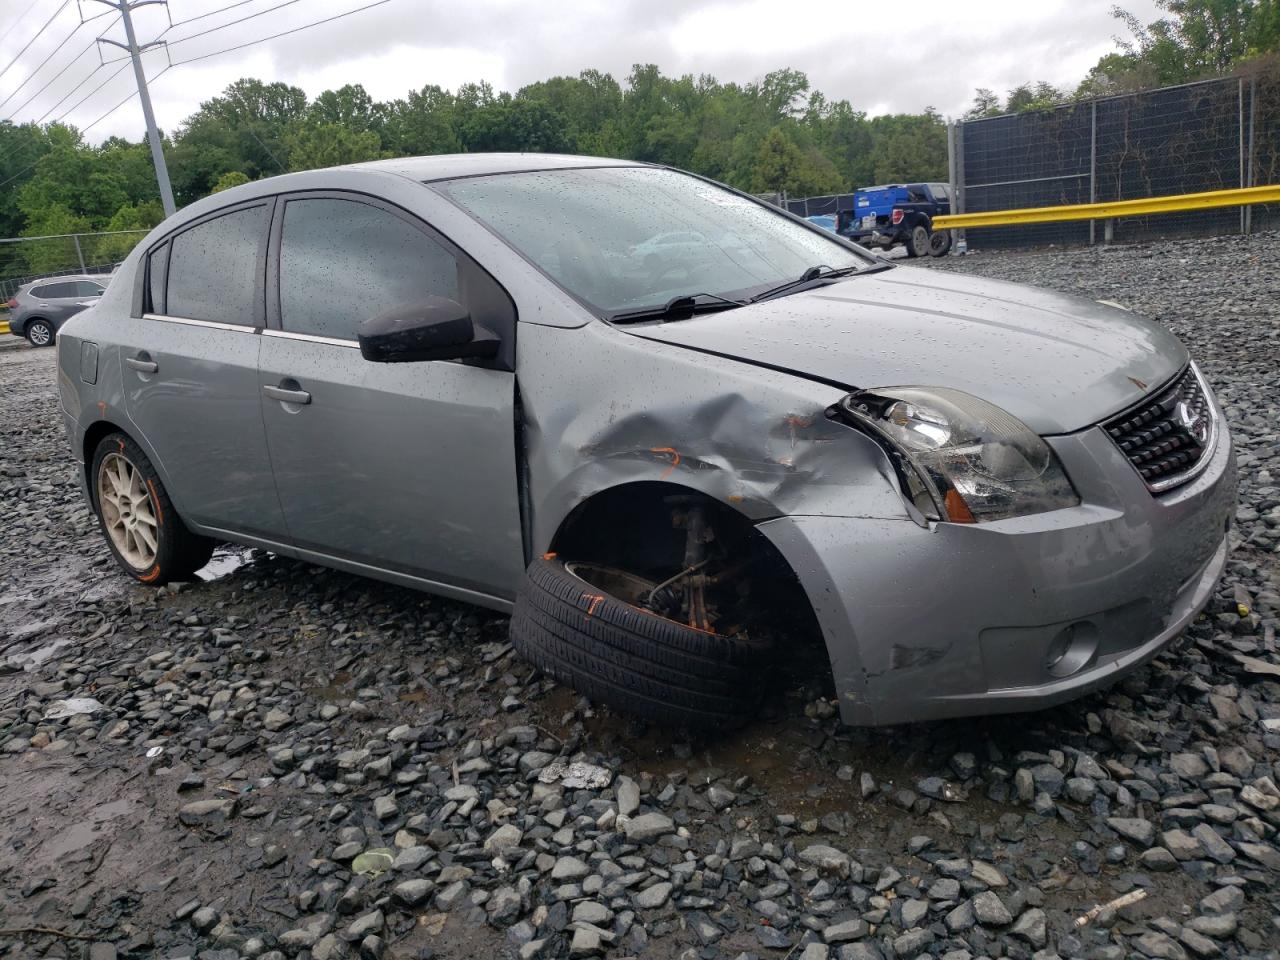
xmin=23 ymin=275 xmax=105 ymax=289
xmin=344 ymin=152 xmax=645 ymax=182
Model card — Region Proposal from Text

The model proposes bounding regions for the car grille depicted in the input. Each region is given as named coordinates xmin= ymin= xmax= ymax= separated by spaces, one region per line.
xmin=1103 ymin=365 xmax=1216 ymax=492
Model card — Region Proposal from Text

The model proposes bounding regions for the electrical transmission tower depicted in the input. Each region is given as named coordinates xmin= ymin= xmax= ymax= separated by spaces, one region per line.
xmin=92 ymin=0 xmax=175 ymax=216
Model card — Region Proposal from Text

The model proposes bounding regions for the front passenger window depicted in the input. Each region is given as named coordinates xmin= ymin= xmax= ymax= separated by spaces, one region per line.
xmin=278 ymin=198 xmax=459 ymax=341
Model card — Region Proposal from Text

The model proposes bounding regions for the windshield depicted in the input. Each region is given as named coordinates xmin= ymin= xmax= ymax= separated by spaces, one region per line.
xmin=437 ymin=166 xmax=875 ymax=316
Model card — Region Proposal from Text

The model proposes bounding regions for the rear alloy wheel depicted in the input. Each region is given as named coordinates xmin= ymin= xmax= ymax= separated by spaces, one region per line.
xmin=906 ymin=224 xmax=930 ymax=258
xmin=928 ymin=229 xmax=953 ymax=257
xmin=25 ymin=319 xmax=53 ymax=347
xmin=91 ymin=433 xmax=215 ymax=584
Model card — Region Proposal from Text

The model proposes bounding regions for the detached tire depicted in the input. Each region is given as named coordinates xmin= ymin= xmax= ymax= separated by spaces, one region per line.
xmin=90 ymin=432 xmax=215 ymax=584
xmin=906 ymin=224 xmax=930 ymax=258
xmin=928 ymin=229 xmax=953 ymax=257
xmin=511 ymin=557 xmax=772 ymax=730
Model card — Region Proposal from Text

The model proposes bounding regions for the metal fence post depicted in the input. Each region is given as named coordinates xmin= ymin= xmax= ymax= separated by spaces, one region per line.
xmin=1239 ymin=78 xmax=1247 ymax=234
xmin=1245 ymin=76 xmax=1257 ymax=236
xmin=1089 ymin=101 xmax=1098 ymax=245
xmin=955 ymin=121 xmax=967 ymax=252
xmin=73 ymin=234 xmax=86 ymax=273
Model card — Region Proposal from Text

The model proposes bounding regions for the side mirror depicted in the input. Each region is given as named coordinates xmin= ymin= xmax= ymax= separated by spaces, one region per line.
xmin=357 ymin=297 xmax=500 ymax=363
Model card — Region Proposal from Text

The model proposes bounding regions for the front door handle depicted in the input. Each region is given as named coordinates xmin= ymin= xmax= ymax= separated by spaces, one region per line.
xmin=264 ymin=383 xmax=312 ymax=405
xmin=126 ymin=353 xmax=158 ymax=374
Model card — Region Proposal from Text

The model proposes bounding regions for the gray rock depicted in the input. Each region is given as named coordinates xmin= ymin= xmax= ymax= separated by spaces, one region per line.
xmin=893 ymin=928 xmax=934 ymax=955
xmin=623 ymin=812 xmax=674 ymax=841
xmin=1198 ymin=886 xmax=1244 ymax=915
xmin=393 ymin=879 xmax=433 ymax=906
xmin=633 ymin=882 xmax=672 ymax=910
xmin=823 ymin=918 xmax=869 ymax=943
xmin=972 ymin=891 xmax=1012 ymax=926
xmin=178 ymin=798 xmax=238 ymax=825
xmin=1132 ymin=931 xmax=1187 ymax=959
xmin=552 ymin=856 xmax=590 ymax=880
xmin=277 ymin=914 xmax=334 ymax=950
xmin=1011 ymin=908 xmax=1047 ymax=948
xmin=616 ymin=776 xmax=640 ymax=817
xmin=487 ymin=886 xmax=523 ymax=926
xmin=484 ymin=823 xmax=523 ymax=854
xmin=1106 ymin=817 xmax=1156 ymax=846
xmin=797 ymin=844 xmax=852 ymax=877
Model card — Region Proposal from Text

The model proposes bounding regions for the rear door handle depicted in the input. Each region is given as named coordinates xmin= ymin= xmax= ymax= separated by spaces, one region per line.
xmin=126 ymin=354 xmax=158 ymax=373
xmin=264 ymin=383 xmax=312 ymax=405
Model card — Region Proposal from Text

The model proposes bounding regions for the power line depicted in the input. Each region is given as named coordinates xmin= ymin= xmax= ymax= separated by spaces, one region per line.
xmin=170 ymin=0 xmax=264 ymax=30
xmin=0 ymin=19 xmax=89 ymax=113
xmin=103 ymin=0 xmax=302 ymax=63
xmin=36 ymin=61 xmax=111 ymax=124
xmin=0 ymin=1 xmax=74 ymax=83
xmin=166 ymin=0 xmax=300 ymax=47
xmin=2 ymin=19 xmax=119 ymax=120
xmin=0 ymin=62 xmax=169 ymax=193
xmin=0 ymin=7 xmax=39 ymax=49
xmin=169 ymin=0 xmax=392 ymax=66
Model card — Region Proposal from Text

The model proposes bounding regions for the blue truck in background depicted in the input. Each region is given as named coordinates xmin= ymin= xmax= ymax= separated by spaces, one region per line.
xmin=836 ymin=183 xmax=952 ymax=257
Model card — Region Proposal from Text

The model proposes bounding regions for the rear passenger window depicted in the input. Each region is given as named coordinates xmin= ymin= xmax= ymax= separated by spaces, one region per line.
xmin=41 ymin=281 xmax=77 ymax=298
xmin=29 ymin=285 xmax=50 ymax=298
xmin=167 ymin=205 xmax=268 ymax=326
xmin=278 ymin=198 xmax=459 ymax=340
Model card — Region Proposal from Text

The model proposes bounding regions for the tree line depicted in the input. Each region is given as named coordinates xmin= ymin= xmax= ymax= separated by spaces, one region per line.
xmin=1 ymin=0 xmax=1276 ymax=280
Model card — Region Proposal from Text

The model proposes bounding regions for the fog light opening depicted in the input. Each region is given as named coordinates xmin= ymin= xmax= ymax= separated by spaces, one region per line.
xmin=1045 ymin=621 xmax=1099 ymax=679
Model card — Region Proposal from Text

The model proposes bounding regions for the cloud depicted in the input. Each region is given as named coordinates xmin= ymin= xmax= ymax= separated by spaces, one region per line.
xmin=0 ymin=0 xmax=1163 ymax=143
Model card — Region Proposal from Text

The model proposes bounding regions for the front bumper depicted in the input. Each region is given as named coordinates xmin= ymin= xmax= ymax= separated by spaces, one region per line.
xmin=760 ymin=416 xmax=1236 ymax=726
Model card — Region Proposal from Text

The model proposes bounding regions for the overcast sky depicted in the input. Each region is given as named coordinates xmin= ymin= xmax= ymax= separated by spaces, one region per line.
xmin=0 ymin=0 xmax=1164 ymax=144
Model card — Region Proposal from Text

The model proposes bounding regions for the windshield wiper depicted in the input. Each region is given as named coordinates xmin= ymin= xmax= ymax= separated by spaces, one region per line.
xmin=748 ymin=263 xmax=875 ymax=304
xmin=609 ymin=292 xmax=746 ymax=324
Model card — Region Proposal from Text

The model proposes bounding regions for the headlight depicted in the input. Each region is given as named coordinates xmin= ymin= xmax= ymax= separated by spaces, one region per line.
xmin=839 ymin=386 xmax=1079 ymax=523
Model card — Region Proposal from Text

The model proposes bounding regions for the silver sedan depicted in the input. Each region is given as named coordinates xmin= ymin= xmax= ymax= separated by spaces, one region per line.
xmin=54 ymin=154 xmax=1235 ymax=729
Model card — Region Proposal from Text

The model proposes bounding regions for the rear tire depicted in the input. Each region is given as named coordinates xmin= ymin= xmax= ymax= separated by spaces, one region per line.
xmin=25 ymin=319 xmax=54 ymax=347
xmin=511 ymin=557 xmax=773 ymax=730
xmin=928 ymin=229 xmax=953 ymax=257
xmin=906 ymin=224 xmax=930 ymax=258
xmin=90 ymin=433 xmax=215 ymax=584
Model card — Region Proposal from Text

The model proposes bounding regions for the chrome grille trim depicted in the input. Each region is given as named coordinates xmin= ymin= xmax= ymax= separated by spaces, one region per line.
xmin=1102 ymin=363 xmax=1219 ymax=493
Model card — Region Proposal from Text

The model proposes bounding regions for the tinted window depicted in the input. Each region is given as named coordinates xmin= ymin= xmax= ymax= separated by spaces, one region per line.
xmin=167 ymin=205 xmax=268 ymax=325
xmin=148 ymin=242 xmax=168 ymax=314
xmin=906 ymin=187 xmax=927 ymax=202
xmin=279 ymin=198 xmax=459 ymax=340
xmin=29 ymin=285 xmax=51 ymax=298
xmin=40 ymin=281 xmax=77 ymax=298
xmin=75 ymin=280 xmax=104 ymax=297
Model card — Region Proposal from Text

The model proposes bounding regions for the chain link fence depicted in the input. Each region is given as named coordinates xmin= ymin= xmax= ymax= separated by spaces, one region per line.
xmin=952 ymin=69 xmax=1280 ymax=249
xmin=0 ymin=230 xmax=150 ymax=300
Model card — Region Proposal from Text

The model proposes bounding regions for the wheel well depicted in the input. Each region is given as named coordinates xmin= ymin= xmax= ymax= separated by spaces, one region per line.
xmin=82 ymin=421 xmax=125 ymax=491
xmin=547 ymin=482 xmax=832 ymax=690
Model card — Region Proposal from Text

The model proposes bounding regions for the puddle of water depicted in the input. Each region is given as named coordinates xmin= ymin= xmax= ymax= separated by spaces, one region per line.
xmin=90 ymin=798 xmax=136 ymax=822
xmin=10 ymin=636 xmax=75 ymax=670
xmin=41 ymin=820 xmax=99 ymax=858
xmin=197 ymin=546 xmax=257 ymax=582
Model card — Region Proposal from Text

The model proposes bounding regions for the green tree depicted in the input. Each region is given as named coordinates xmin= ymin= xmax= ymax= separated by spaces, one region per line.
xmin=211 ymin=171 xmax=251 ymax=192
xmin=284 ymin=123 xmax=383 ymax=171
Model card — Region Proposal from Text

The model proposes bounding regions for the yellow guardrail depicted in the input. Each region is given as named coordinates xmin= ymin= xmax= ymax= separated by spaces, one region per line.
xmin=0 ymin=320 xmax=9 ymax=336
xmin=932 ymin=184 xmax=1280 ymax=230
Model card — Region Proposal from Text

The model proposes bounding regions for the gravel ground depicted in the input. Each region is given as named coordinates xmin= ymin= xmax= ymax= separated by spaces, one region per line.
xmin=2 ymin=233 xmax=1279 ymax=960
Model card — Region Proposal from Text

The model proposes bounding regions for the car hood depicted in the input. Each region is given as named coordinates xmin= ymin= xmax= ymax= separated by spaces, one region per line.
xmin=621 ymin=266 xmax=1188 ymax=434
